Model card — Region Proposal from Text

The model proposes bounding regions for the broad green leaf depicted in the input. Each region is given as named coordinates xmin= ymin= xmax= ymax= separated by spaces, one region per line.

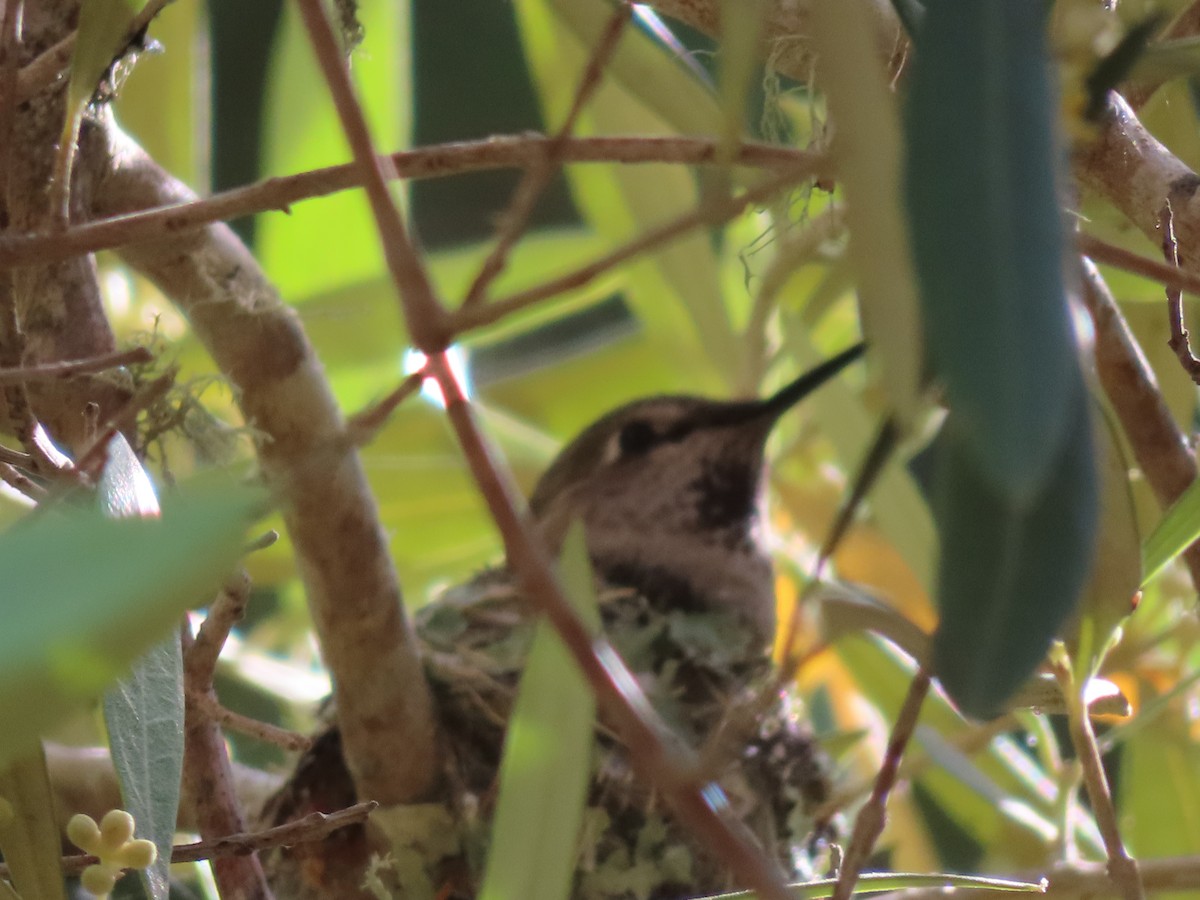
xmin=698 ymin=871 xmax=1045 ymax=899
xmin=1142 ymin=474 xmax=1200 ymax=586
xmin=114 ymin=0 xmax=206 ymax=186
xmin=931 ymin=400 xmax=1097 ymax=720
xmin=99 ymin=434 xmax=180 ymax=900
xmin=1119 ymin=708 xmax=1200 ymax=866
xmin=258 ymin=0 xmax=409 ymax=300
xmin=810 ymin=0 xmax=922 ymax=427
xmin=715 ymin=0 xmax=766 ymax=161
xmin=0 ymin=478 xmax=263 ymax=768
xmin=905 ymin=0 xmax=1080 ymax=502
xmin=479 ymin=522 xmax=599 ymax=900
xmin=0 ymin=747 xmax=67 ymax=900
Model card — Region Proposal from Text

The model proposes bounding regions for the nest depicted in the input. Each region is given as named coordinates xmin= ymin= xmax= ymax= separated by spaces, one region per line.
xmin=259 ymin=573 xmax=837 ymax=899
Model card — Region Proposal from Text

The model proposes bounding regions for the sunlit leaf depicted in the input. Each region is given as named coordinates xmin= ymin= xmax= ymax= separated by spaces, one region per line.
xmin=480 ymin=521 xmax=599 ymax=900
xmin=0 ymin=747 xmax=67 ymax=900
xmin=1119 ymin=707 xmax=1200 ymax=861
xmin=258 ymin=0 xmax=410 ymax=300
xmin=810 ymin=0 xmax=923 ymax=427
xmin=1142 ymin=473 xmax=1200 ymax=586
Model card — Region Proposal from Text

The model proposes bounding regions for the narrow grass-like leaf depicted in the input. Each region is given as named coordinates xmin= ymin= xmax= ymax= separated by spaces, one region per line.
xmin=479 ymin=521 xmax=600 ymax=900
xmin=0 ymin=477 xmax=263 ymax=768
xmin=0 ymin=747 xmax=67 ymax=900
xmin=98 ymin=434 xmax=179 ymax=900
xmin=810 ymin=0 xmax=923 ymax=427
xmin=932 ymin=399 xmax=1097 ymax=719
xmin=698 ymin=870 xmax=1045 ymax=899
xmin=905 ymin=0 xmax=1078 ymax=502
xmin=1142 ymin=474 xmax=1200 ymax=586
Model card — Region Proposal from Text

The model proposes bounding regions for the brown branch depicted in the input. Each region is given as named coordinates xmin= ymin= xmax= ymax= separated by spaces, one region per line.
xmin=27 ymin=802 xmax=376 ymax=878
xmin=1159 ymin=201 xmax=1200 ymax=383
xmin=1052 ymin=656 xmax=1145 ymax=900
xmin=831 ymin=668 xmax=931 ymax=900
xmin=1079 ymin=258 xmax=1200 ymax=593
xmin=185 ymin=690 xmax=313 ymax=754
xmin=180 ymin=621 xmax=274 ymax=900
xmin=0 ymin=136 xmax=817 ymax=272
xmin=344 ymin=371 xmax=423 ymax=446
xmin=1079 ymin=233 xmax=1200 ymax=296
xmin=92 ymin=113 xmax=442 ymax=808
xmin=188 ymin=571 xmax=251 ymax=686
xmin=294 ymin=0 xmax=447 ymax=351
xmin=427 ymin=352 xmax=794 ymax=900
xmin=0 ymin=345 xmax=150 ymax=384
xmin=461 ymin=3 xmax=632 ymax=306
xmin=449 ymin=158 xmax=823 ymax=336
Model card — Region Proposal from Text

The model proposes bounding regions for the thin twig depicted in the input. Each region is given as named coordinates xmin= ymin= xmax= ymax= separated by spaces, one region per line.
xmin=72 ymin=371 xmax=173 ymax=479
xmin=180 ymin=622 xmax=274 ymax=900
xmin=1078 ymin=233 xmax=1200 ymax=296
xmin=294 ymin=0 xmax=447 ymax=350
xmin=831 ymin=668 xmax=931 ymax=900
xmin=428 ymin=351 xmax=794 ymax=900
xmin=0 ymin=136 xmax=818 ymax=271
xmin=1051 ymin=653 xmax=1145 ymax=900
xmin=1159 ymin=201 xmax=1200 ymax=383
xmin=27 ymin=802 xmax=377 ymax=878
xmin=344 ymin=371 xmax=424 ymax=446
xmin=0 ymin=460 xmax=43 ymax=500
xmin=188 ymin=571 xmax=252 ymax=689
xmin=0 ymin=345 xmax=151 ymax=384
xmin=1079 ymin=258 xmax=1200 ymax=593
xmin=185 ymin=690 xmax=313 ymax=753
xmin=450 ymin=159 xmax=822 ymax=336
xmin=462 ymin=3 xmax=632 ymax=306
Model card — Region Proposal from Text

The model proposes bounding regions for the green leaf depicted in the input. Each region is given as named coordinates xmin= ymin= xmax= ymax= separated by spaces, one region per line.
xmin=905 ymin=0 xmax=1080 ymax=502
xmin=0 ymin=747 xmax=68 ymax=900
xmin=68 ymin=0 xmax=149 ymax=117
xmin=516 ymin=0 xmax=736 ymax=384
xmin=0 ymin=477 xmax=264 ymax=768
xmin=1119 ymin=708 xmax=1200 ymax=862
xmin=98 ymin=434 xmax=180 ymax=900
xmin=931 ymin=400 xmax=1097 ymax=720
xmin=810 ymin=0 xmax=922 ymax=427
xmin=479 ymin=521 xmax=599 ymax=900
xmin=1067 ymin=406 xmax=1141 ymax=679
xmin=103 ymin=638 xmax=181 ymax=900
xmin=258 ymin=0 xmax=410 ymax=301
xmin=1142 ymin=474 xmax=1200 ymax=586
xmin=697 ymin=870 xmax=1045 ymax=899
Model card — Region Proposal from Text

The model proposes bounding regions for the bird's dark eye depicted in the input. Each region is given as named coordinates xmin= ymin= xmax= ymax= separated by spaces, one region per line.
xmin=617 ymin=419 xmax=657 ymax=456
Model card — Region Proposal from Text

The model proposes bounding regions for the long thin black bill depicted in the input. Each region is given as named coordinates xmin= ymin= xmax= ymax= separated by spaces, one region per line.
xmin=760 ymin=341 xmax=866 ymax=419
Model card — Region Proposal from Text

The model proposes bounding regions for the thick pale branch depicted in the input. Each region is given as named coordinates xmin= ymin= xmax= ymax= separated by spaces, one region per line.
xmin=90 ymin=112 xmax=442 ymax=808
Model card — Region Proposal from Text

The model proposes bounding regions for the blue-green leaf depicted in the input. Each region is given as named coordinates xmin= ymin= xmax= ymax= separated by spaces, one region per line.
xmin=98 ymin=435 xmax=180 ymax=900
xmin=931 ymin=398 xmax=1097 ymax=719
xmin=905 ymin=0 xmax=1078 ymax=502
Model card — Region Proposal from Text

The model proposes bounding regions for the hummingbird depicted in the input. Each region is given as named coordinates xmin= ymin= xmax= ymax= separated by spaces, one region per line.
xmin=260 ymin=342 xmax=865 ymax=899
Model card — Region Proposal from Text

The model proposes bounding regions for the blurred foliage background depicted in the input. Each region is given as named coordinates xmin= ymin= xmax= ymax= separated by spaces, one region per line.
xmin=36 ymin=0 xmax=1200 ymax=888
